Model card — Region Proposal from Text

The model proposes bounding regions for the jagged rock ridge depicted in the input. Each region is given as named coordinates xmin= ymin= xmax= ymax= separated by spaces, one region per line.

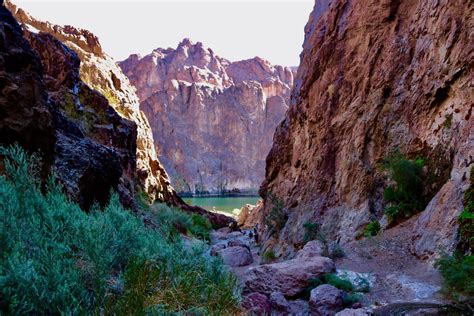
xmin=1 ymin=1 xmax=235 ymax=227
xmin=5 ymin=0 xmax=176 ymax=205
xmin=120 ymin=40 xmax=294 ymax=195
xmin=259 ymin=0 xmax=473 ymax=259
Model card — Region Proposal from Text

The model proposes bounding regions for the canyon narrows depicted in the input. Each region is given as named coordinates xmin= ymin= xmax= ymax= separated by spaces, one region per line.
xmin=119 ymin=40 xmax=294 ymax=195
xmin=1 ymin=0 xmax=473 ymax=314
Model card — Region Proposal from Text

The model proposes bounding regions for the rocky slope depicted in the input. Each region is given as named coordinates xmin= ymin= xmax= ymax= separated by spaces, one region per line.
xmin=5 ymin=0 xmax=176 ymax=205
xmin=1 ymin=1 xmax=136 ymax=208
xmin=119 ymin=40 xmax=294 ymax=195
xmin=259 ymin=0 xmax=473 ymax=259
xmin=1 ymin=1 xmax=233 ymax=226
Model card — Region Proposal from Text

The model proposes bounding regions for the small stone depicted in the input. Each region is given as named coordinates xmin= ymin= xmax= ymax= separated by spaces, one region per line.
xmin=269 ymin=291 xmax=290 ymax=312
xmin=209 ymin=243 xmax=226 ymax=256
xmin=335 ymin=308 xmax=369 ymax=316
xmin=241 ymin=292 xmax=271 ymax=314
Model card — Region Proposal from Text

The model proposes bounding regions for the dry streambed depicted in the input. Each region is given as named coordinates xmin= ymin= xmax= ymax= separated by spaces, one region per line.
xmin=207 ymin=221 xmax=464 ymax=315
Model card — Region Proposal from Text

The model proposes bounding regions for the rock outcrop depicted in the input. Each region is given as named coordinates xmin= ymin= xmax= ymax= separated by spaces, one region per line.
xmin=309 ymin=284 xmax=344 ymax=316
xmin=5 ymin=0 xmax=175 ymax=205
xmin=243 ymin=256 xmax=335 ymax=297
xmin=2 ymin=1 xmax=234 ymax=227
xmin=1 ymin=1 xmax=136 ymax=208
xmin=119 ymin=40 xmax=294 ymax=195
xmin=259 ymin=0 xmax=473 ymax=259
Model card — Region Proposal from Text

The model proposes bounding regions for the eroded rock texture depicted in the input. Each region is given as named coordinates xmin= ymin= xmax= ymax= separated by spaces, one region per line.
xmin=1 ymin=1 xmax=136 ymax=208
xmin=6 ymin=0 xmax=176 ymax=205
xmin=1 ymin=2 xmax=235 ymax=227
xmin=119 ymin=39 xmax=294 ymax=195
xmin=259 ymin=0 xmax=473 ymax=259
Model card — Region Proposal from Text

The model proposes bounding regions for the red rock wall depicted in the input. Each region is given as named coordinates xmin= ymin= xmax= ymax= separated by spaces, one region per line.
xmin=260 ymin=0 xmax=473 ymax=259
xmin=120 ymin=41 xmax=294 ymax=195
xmin=5 ymin=0 xmax=177 ymax=205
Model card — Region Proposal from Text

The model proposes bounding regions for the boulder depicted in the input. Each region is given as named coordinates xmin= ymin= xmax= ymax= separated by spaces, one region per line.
xmin=335 ymin=308 xmax=369 ymax=316
xmin=288 ymin=299 xmax=310 ymax=314
xmin=209 ymin=243 xmax=226 ymax=256
xmin=296 ymin=240 xmax=326 ymax=259
xmin=241 ymin=292 xmax=271 ymax=314
xmin=237 ymin=204 xmax=251 ymax=226
xmin=218 ymin=246 xmax=253 ymax=267
xmin=228 ymin=238 xmax=249 ymax=249
xmin=309 ymin=284 xmax=344 ymax=316
xmin=269 ymin=291 xmax=290 ymax=313
xmin=243 ymin=256 xmax=334 ymax=296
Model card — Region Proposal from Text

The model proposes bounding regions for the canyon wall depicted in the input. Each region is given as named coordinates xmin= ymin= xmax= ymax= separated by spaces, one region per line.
xmin=5 ymin=0 xmax=178 ymax=205
xmin=259 ymin=0 xmax=473 ymax=259
xmin=120 ymin=40 xmax=293 ymax=195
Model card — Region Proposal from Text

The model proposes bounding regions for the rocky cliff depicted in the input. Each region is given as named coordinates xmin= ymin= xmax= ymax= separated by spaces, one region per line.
xmin=5 ymin=0 xmax=176 ymax=205
xmin=259 ymin=0 xmax=473 ymax=259
xmin=1 ymin=1 xmax=234 ymax=226
xmin=1 ymin=1 xmax=137 ymax=209
xmin=119 ymin=40 xmax=293 ymax=195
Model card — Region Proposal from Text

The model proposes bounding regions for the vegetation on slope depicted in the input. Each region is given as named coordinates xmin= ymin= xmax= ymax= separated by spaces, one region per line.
xmin=382 ymin=152 xmax=426 ymax=224
xmin=436 ymin=166 xmax=474 ymax=306
xmin=0 ymin=145 xmax=239 ymax=314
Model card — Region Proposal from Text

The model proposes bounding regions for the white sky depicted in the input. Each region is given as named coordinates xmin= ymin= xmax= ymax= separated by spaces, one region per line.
xmin=13 ymin=0 xmax=314 ymax=66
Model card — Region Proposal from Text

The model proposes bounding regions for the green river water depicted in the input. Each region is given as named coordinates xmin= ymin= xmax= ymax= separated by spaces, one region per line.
xmin=184 ymin=196 xmax=260 ymax=214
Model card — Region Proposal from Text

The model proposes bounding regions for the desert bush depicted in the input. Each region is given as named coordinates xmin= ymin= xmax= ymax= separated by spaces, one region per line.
xmin=458 ymin=166 xmax=474 ymax=252
xmin=435 ymin=167 xmax=474 ymax=307
xmin=265 ymin=193 xmax=287 ymax=236
xmin=435 ymin=254 xmax=474 ymax=303
xmin=0 ymin=145 xmax=238 ymax=314
xmin=301 ymin=273 xmax=366 ymax=307
xmin=303 ymin=221 xmax=326 ymax=243
xmin=382 ymin=152 xmax=426 ymax=223
xmin=361 ymin=220 xmax=381 ymax=238
xmin=324 ymin=274 xmax=354 ymax=292
xmin=328 ymin=243 xmax=346 ymax=259
xmin=262 ymin=250 xmax=277 ymax=263
xmin=151 ymin=203 xmax=212 ymax=241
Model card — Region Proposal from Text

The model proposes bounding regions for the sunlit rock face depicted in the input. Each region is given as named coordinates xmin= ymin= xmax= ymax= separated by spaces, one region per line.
xmin=120 ymin=40 xmax=294 ymax=195
xmin=259 ymin=0 xmax=473 ymax=259
xmin=5 ymin=0 xmax=178 ymax=205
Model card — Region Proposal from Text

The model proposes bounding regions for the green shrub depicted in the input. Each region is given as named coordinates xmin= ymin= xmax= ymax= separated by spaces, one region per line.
xmin=262 ymin=250 xmax=277 ymax=263
xmin=435 ymin=167 xmax=474 ymax=306
xmin=328 ymin=243 xmax=346 ymax=259
xmin=324 ymin=274 xmax=354 ymax=292
xmin=458 ymin=166 xmax=474 ymax=252
xmin=362 ymin=220 xmax=381 ymax=238
xmin=435 ymin=254 xmax=474 ymax=302
xmin=443 ymin=113 xmax=453 ymax=129
xmin=0 ymin=145 xmax=239 ymax=314
xmin=265 ymin=193 xmax=287 ymax=236
xmin=151 ymin=203 xmax=212 ymax=241
xmin=303 ymin=222 xmax=326 ymax=243
xmin=343 ymin=293 xmax=363 ymax=307
xmin=301 ymin=273 xmax=363 ymax=300
xmin=382 ymin=152 xmax=426 ymax=223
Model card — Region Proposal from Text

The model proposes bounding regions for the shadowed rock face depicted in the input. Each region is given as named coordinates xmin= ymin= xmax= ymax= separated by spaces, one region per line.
xmin=0 ymin=2 xmax=55 ymax=172
xmin=259 ymin=0 xmax=473 ymax=258
xmin=1 ymin=1 xmax=235 ymax=227
xmin=119 ymin=40 xmax=294 ymax=195
xmin=5 ymin=0 xmax=176 ymax=205
xmin=0 ymin=1 xmax=136 ymax=209
xmin=0 ymin=1 xmax=233 ymax=227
